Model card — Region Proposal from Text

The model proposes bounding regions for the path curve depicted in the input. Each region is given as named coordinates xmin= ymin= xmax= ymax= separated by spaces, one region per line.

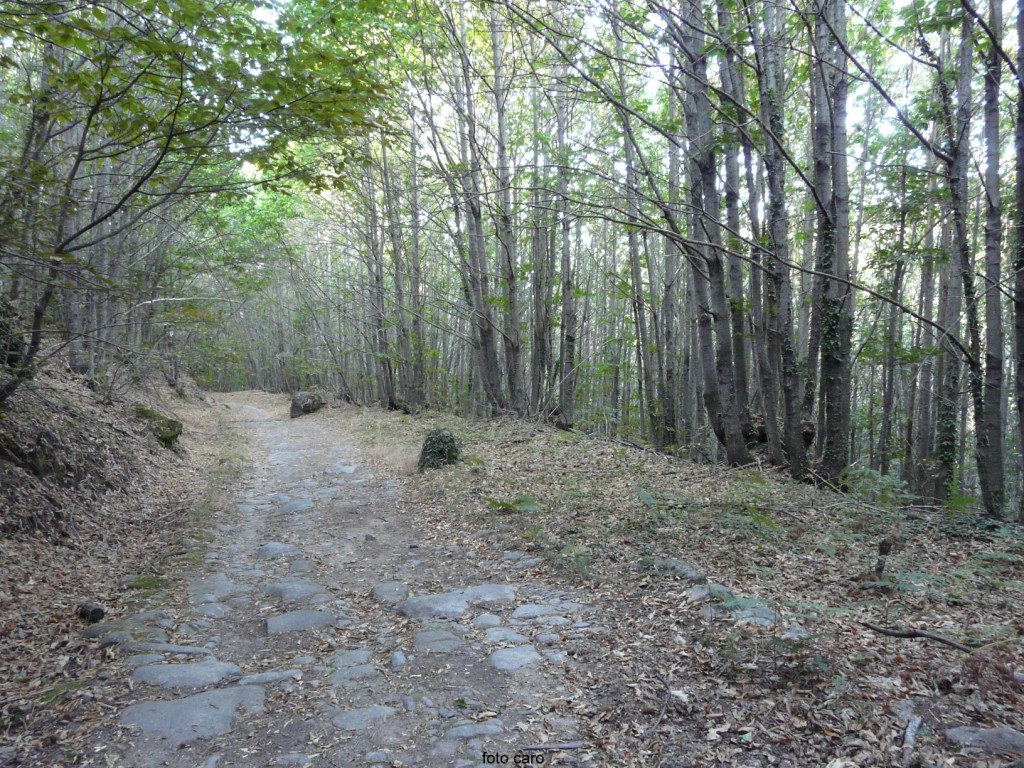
xmin=98 ymin=395 xmax=593 ymax=767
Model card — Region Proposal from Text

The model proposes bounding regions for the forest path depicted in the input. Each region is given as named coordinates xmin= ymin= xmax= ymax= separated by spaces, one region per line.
xmin=104 ymin=393 xmax=591 ymax=768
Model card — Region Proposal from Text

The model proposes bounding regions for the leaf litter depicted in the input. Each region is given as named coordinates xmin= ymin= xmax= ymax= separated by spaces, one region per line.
xmin=2 ymin=386 xmax=1022 ymax=767
xmin=0 ymin=366 xmax=236 ymax=765
xmin=332 ymin=405 xmax=1024 ymax=768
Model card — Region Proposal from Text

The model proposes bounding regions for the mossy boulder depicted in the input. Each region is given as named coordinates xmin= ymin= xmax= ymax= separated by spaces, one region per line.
xmin=290 ymin=391 xmax=325 ymax=419
xmin=135 ymin=404 xmax=182 ymax=448
xmin=418 ymin=428 xmax=460 ymax=471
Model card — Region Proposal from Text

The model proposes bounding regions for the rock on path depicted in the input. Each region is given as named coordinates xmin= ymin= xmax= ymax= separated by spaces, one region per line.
xmin=489 ymin=645 xmax=542 ymax=671
xmin=120 ymin=686 xmax=265 ymax=746
xmin=265 ymin=609 xmax=334 ymax=634
xmin=132 ymin=660 xmax=241 ymax=689
xmin=396 ymin=593 xmax=469 ymax=620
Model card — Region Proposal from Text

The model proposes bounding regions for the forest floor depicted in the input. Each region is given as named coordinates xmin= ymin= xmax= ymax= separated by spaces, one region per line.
xmin=1 ymin=385 xmax=1023 ymax=767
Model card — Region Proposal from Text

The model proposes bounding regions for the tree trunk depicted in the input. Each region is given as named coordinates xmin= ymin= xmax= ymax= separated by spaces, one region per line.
xmin=380 ymin=142 xmax=414 ymax=408
xmin=816 ymin=0 xmax=853 ymax=482
xmin=940 ymin=13 xmax=999 ymax=514
xmin=529 ymin=85 xmax=554 ymax=414
xmin=719 ymin=3 xmax=751 ymax=443
xmin=661 ymin=87 xmax=682 ymax=447
xmin=555 ymin=60 xmax=578 ymax=429
xmin=452 ymin=11 xmax=505 ymax=413
xmin=612 ymin=20 xmax=658 ymax=443
xmin=1016 ymin=0 xmax=1024 ymax=521
xmin=407 ymin=112 xmax=427 ymax=408
xmin=489 ymin=7 xmax=525 ymax=415
xmin=361 ymin=170 xmax=397 ymax=408
xmin=681 ymin=0 xmax=750 ymax=464
xmin=752 ymin=0 xmax=805 ymax=477
xmin=981 ymin=0 xmax=1006 ymax=515
xmin=879 ymin=162 xmax=907 ymax=476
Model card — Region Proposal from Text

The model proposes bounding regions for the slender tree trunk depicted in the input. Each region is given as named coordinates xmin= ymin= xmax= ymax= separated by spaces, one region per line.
xmin=940 ymin=14 xmax=998 ymax=513
xmin=804 ymin=29 xmax=829 ymax=432
xmin=911 ymin=150 xmax=941 ymax=495
xmin=1016 ymin=0 xmax=1024 ymax=521
xmin=661 ymin=88 xmax=682 ymax=447
xmin=555 ymin=61 xmax=577 ymax=429
xmin=816 ymin=0 xmax=853 ymax=482
xmin=407 ymin=113 xmax=427 ymax=408
xmin=752 ymin=1 xmax=805 ymax=477
xmin=627 ymin=189 xmax=656 ymax=442
xmin=362 ymin=170 xmax=397 ymax=408
xmin=981 ymin=0 xmax=1006 ymax=515
xmin=380 ymin=142 xmax=414 ymax=408
xmin=613 ymin=21 xmax=658 ymax=443
xmin=489 ymin=7 xmax=525 ymax=414
xmin=681 ymin=0 xmax=750 ymax=464
xmin=935 ymin=209 xmax=962 ymax=499
xmin=879 ymin=162 xmax=907 ymax=476
xmin=529 ymin=85 xmax=554 ymax=413
xmin=718 ymin=6 xmax=751 ymax=442
xmin=745 ymin=138 xmax=784 ymax=465
xmin=451 ymin=11 xmax=505 ymax=413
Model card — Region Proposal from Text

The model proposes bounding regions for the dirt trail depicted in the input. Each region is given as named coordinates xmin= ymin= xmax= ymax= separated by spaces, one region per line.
xmin=98 ymin=394 xmax=593 ymax=768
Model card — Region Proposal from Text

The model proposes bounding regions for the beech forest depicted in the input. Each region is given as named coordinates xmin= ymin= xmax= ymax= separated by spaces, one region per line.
xmin=3 ymin=0 xmax=1024 ymax=518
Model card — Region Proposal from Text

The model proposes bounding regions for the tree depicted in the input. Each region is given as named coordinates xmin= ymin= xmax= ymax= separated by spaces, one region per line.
xmin=0 ymin=0 xmax=394 ymax=403
xmin=93 ymin=0 xmax=1024 ymax=517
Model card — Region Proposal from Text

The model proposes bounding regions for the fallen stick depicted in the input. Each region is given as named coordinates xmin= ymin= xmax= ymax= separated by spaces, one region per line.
xmin=859 ymin=620 xmax=975 ymax=653
xmin=902 ymin=712 xmax=922 ymax=765
xmin=520 ymin=742 xmax=585 ymax=751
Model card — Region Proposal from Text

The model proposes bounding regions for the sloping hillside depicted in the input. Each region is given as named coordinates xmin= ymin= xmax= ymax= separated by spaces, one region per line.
xmin=3 ymin=386 xmax=1023 ymax=766
xmin=0 ymin=367 xmax=231 ymax=761
xmin=334 ymin=404 xmax=1024 ymax=767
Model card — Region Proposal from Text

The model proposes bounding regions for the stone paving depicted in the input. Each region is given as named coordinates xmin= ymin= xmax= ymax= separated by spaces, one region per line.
xmin=91 ymin=398 xmax=592 ymax=767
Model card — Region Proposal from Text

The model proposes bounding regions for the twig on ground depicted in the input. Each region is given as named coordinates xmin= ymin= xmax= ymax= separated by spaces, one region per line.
xmin=895 ymin=698 xmax=923 ymax=767
xmin=609 ymin=437 xmax=670 ymax=459
xmin=647 ymin=678 xmax=671 ymax=738
xmin=859 ymin=620 xmax=975 ymax=653
xmin=902 ymin=711 xmax=922 ymax=765
xmin=520 ymin=742 xmax=584 ymax=751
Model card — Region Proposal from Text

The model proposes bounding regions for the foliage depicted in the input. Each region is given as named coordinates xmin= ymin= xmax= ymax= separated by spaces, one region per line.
xmin=486 ymin=494 xmax=540 ymax=514
xmin=0 ymin=0 xmax=405 ymax=405
xmin=841 ymin=466 xmax=913 ymax=506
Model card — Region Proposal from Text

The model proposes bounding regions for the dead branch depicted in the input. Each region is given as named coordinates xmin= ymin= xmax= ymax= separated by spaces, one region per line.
xmin=520 ymin=742 xmax=584 ymax=751
xmin=902 ymin=712 xmax=922 ymax=765
xmin=859 ymin=620 xmax=975 ymax=653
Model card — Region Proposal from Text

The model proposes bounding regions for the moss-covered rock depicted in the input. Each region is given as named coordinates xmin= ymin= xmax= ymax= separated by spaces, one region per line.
xmin=290 ymin=391 xmax=325 ymax=419
xmin=134 ymin=404 xmax=182 ymax=448
xmin=418 ymin=428 xmax=460 ymax=471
